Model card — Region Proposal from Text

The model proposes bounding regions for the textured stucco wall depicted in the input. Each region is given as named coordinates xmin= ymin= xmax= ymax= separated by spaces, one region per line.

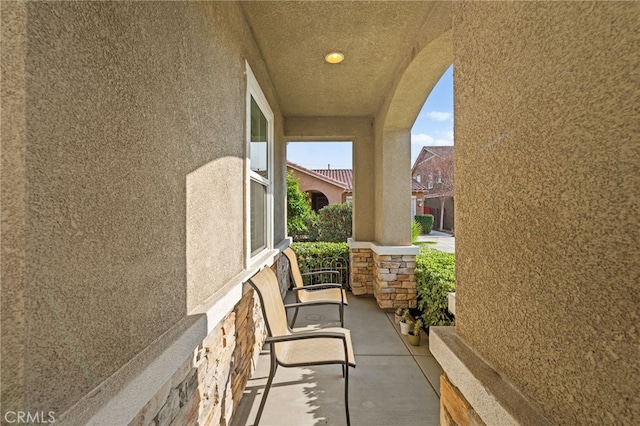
xmin=1 ymin=1 xmax=282 ymax=416
xmin=373 ymin=127 xmax=413 ymax=246
xmin=1 ymin=0 xmax=27 ymax=413
xmin=454 ymin=3 xmax=639 ymax=424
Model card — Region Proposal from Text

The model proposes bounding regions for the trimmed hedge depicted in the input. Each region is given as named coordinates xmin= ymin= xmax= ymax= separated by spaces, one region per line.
xmin=291 ymin=242 xmax=349 ymax=259
xmin=415 ymin=247 xmax=455 ymax=327
xmin=414 ymin=214 xmax=434 ymax=234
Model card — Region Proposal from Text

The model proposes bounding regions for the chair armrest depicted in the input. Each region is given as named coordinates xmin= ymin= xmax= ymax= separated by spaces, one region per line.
xmin=290 ymin=285 xmax=345 ymax=305
xmin=266 ymin=331 xmax=346 ymax=343
xmin=266 ymin=331 xmax=351 ymax=365
xmin=291 ymin=283 xmax=343 ymax=291
xmin=284 ymin=301 xmax=341 ymax=309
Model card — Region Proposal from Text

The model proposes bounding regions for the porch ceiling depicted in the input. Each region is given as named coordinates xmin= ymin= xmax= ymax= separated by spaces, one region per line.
xmin=240 ymin=1 xmax=451 ymax=118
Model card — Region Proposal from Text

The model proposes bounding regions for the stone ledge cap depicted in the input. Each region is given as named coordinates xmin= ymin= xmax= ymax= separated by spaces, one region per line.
xmin=348 ymin=238 xmax=419 ymax=255
xmin=429 ymin=327 xmax=552 ymax=426
xmin=448 ymin=292 xmax=456 ymax=316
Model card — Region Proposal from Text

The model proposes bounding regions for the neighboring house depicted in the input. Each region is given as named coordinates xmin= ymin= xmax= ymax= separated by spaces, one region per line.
xmin=287 ymin=161 xmax=351 ymax=210
xmin=412 ymin=146 xmax=454 ymax=230
xmin=288 ymin=161 xmax=427 ymax=216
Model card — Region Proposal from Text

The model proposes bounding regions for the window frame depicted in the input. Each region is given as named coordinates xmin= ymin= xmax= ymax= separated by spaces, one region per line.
xmin=245 ymin=62 xmax=274 ymax=267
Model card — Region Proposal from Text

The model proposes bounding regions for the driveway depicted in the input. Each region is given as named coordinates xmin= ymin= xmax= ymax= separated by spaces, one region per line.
xmin=416 ymin=230 xmax=455 ymax=253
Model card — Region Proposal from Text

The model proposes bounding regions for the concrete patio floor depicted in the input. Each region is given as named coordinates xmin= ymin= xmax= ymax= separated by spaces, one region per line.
xmin=231 ymin=293 xmax=443 ymax=426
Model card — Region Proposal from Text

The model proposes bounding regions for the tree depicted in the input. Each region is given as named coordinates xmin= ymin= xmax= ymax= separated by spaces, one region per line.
xmin=426 ymin=149 xmax=454 ymax=230
xmin=317 ymin=202 xmax=352 ymax=242
xmin=286 ymin=171 xmax=313 ymax=238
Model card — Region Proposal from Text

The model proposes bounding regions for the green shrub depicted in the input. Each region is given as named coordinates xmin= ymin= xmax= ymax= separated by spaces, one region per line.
xmin=414 ymin=214 xmax=434 ymax=234
xmin=287 ymin=172 xmax=315 ymax=241
xmin=291 ymin=241 xmax=349 ymax=260
xmin=415 ymin=247 xmax=455 ymax=327
xmin=317 ymin=202 xmax=352 ymax=242
xmin=290 ymin=242 xmax=350 ymax=288
xmin=302 ymin=211 xmax=320 ymax=242
xmin=411 ymin=220 xmax=423 ymax=244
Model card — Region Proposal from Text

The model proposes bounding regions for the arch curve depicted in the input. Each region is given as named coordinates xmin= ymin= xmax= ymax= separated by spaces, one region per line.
xmin=383 ymin=29 xmax=453 ymax=131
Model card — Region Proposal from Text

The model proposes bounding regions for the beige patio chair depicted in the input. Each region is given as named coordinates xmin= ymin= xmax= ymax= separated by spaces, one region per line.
xmin=248 ymin=266 xmax=356 ymax=426
xmin=283 ymin=247 xmax=348 ymax=327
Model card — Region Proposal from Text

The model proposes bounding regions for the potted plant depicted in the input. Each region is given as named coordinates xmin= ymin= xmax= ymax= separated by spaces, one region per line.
xmin=399 ymin=309 xmax=413 ymax=335
xmin=407 ymin=319 xmax=423 ymax=346
xmin=394 ymin=307 xmax=404 ymax=324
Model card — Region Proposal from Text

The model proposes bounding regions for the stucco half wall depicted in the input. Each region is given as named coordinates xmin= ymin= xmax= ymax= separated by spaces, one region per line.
xmin=451 ymin=2 xmax=639 ymax=424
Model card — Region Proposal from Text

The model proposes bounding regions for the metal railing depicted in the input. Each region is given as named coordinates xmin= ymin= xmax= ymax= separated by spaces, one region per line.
xmin=296 ymin=255 xmax=350 ymax=290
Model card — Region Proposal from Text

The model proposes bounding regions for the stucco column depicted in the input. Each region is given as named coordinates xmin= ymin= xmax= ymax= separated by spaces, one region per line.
xmin=374 ymin=129 xmax=412 ymax=246
xmin=349 ymin=128 xmax=417 ymax=308
xmin=352 ymin=130 xmax=375 ymax=241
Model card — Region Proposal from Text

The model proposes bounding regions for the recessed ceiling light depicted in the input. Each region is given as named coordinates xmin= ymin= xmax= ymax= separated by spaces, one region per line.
xmin=325 ymin=52 xmax=344 ymax=64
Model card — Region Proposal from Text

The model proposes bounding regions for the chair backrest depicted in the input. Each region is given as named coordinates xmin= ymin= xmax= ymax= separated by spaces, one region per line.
xmin=248 ymin=267 xmax=290 ymax=337
xmin=283 ymin=247 xmax=305 ymax=290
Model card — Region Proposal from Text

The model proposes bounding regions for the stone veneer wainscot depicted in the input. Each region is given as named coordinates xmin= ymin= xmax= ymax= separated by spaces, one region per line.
xmin=129 ymin=286 xmax=266 ymax=426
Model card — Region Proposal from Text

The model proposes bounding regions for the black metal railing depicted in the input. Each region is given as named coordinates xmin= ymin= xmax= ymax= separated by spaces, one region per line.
xmin=296 ymin=255 xmax=350 ymax=290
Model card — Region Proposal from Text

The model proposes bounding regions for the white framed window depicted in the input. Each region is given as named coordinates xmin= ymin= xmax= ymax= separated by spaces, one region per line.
xmin=246 ymin=62 xmax=274 ymax=265
xmin=428 ymin=173 xmax=434 ymax=190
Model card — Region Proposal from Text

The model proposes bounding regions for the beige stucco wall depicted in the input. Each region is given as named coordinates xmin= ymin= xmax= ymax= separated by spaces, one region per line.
xmin=454 ymin=2 xmax=639 ymax=424
xmin=373 ymin=128 xmax=413 ymax=245
xmin=1 ymin=1 xmax=28 ymax=413
xmin=1 ymin=1 xmax=284 ymax=416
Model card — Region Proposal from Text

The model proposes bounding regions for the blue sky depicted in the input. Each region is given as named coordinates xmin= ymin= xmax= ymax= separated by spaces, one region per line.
xmin=287 ymin=65 xmax=453 ymax=169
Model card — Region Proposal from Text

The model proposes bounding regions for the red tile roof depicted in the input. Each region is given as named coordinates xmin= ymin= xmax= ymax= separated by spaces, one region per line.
xmin=287 ymin=161 xmax=349 ymax=189
xmin=287 ymin=161 xmax=426 ymax=193
xmin=312 ymin=168 xmax=353 ymax=191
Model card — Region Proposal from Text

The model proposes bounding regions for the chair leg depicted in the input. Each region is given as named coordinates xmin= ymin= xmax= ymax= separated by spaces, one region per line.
xmin=339 ymin=303 xmax=344 ymax=328
xmin=254 ymin=344 xmax=278 ymax=426
xmin=290 ymin=306 xmax=299 ymax=328
xmin=344 ymin=362 xmax=350 ymax=426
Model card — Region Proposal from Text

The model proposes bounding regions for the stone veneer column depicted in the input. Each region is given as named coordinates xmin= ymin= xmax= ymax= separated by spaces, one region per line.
xmin=349 ymin=239 xmax=418 ymax=309
xmin=349 ymin=248 xmax=374 ymax=295
xmin=372 ymin=252 xmax=417 ymax=309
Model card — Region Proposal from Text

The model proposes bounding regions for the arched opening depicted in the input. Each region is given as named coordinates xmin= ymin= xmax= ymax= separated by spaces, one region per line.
xmin=309 ymin=191 xmax=329 ymax=212
xmin=368 ymin=28 xmax=453 ymax=246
